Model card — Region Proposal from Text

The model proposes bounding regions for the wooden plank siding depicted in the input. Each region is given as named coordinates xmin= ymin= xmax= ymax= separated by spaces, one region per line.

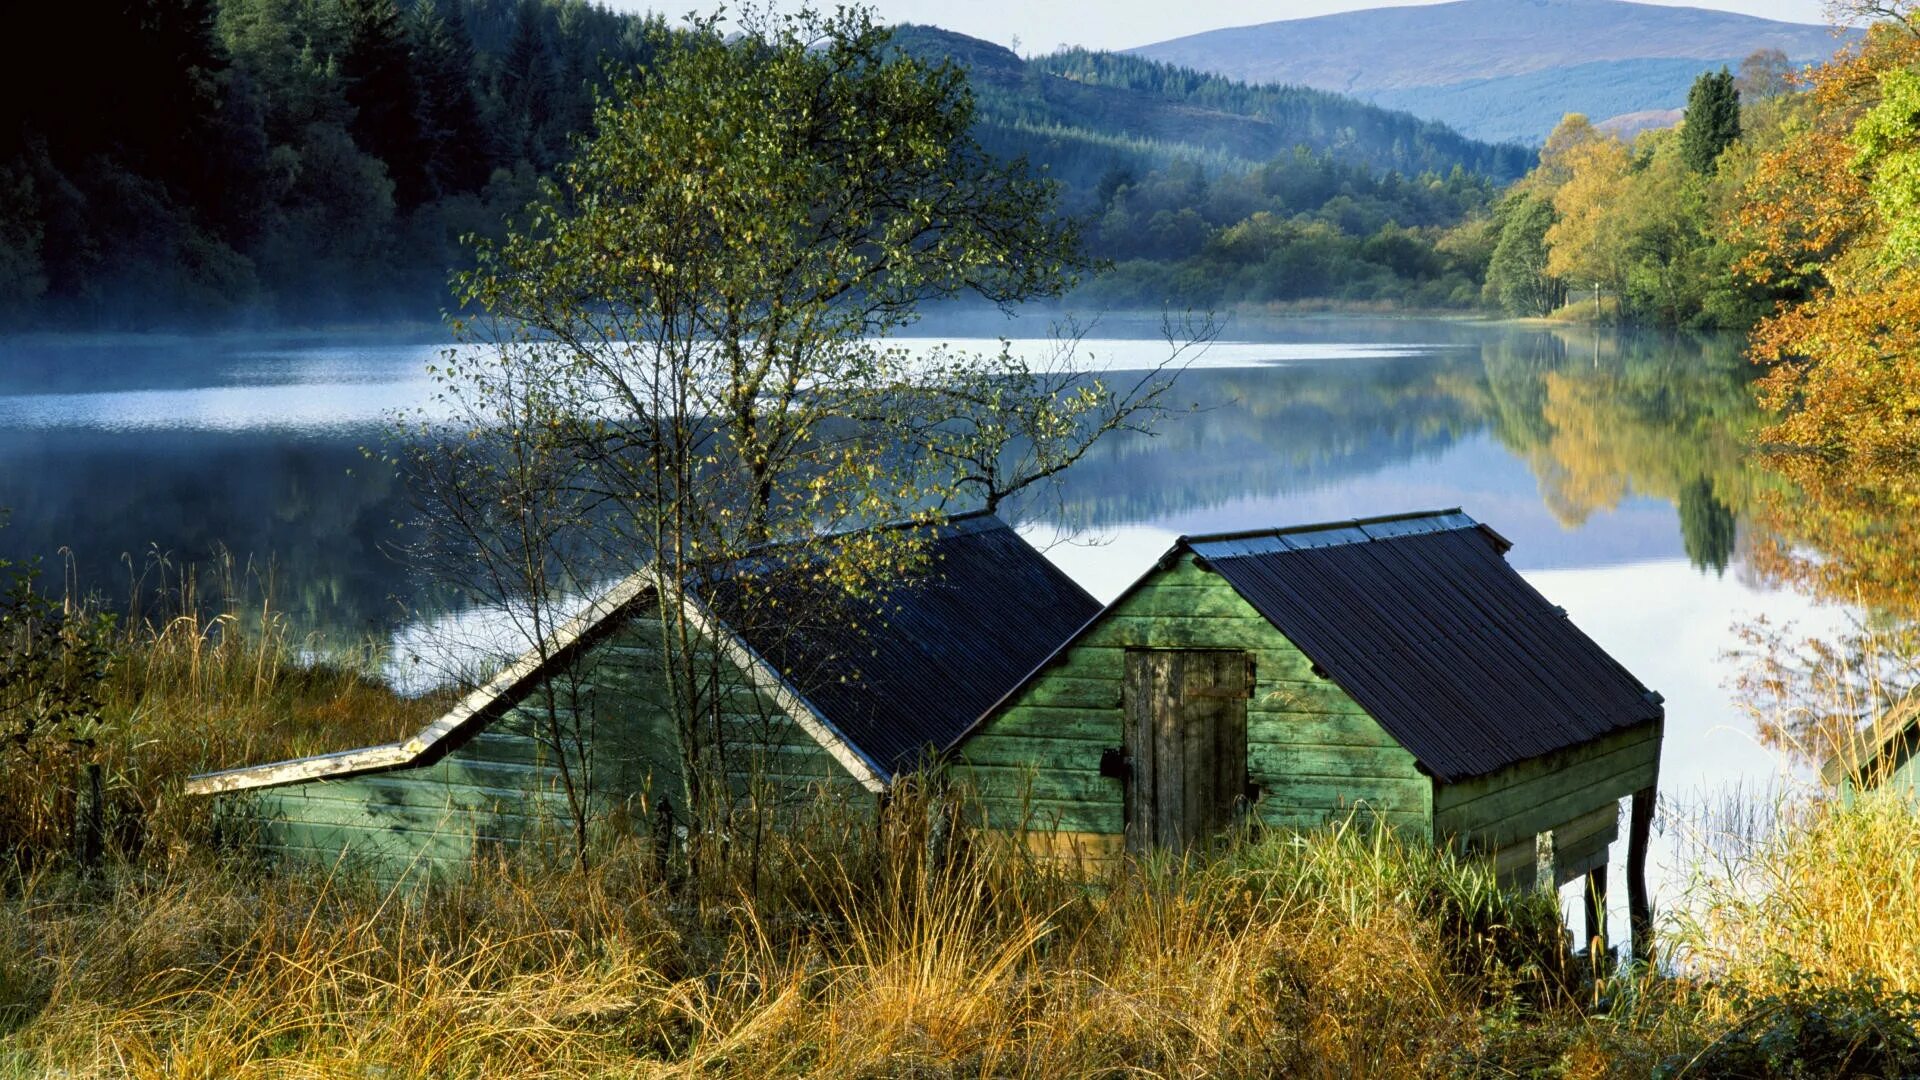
xmin=1432 ymin=720 xmax=1662 ymax=862
xmin=224 ymin=610 xmax=868 ymax=881
xmin=952 ymin=554 xmax=1431 ymax=845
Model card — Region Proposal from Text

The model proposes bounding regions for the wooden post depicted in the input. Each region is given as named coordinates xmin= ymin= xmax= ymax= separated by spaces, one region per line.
xmin=1534 ymin=829 xmax=1556 ymax=895
xmin=1584 ymin=864 xmax=1608 ymax=958
xmin=653 ymin=796 xmax=674 ymax=880
xmin=1628 ymin=786 xmax=1655 ymax=965
xmin=75 ymin=762 xmax=104 ymax=871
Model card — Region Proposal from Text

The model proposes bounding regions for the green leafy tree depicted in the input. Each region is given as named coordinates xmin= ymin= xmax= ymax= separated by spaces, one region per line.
xmin=1486 ymin=192 xmax=1564 ymax=315
xmin=422 ymin=8 xmax=1197 ymax=867
xmin=1681 ymin=66 xmax=1742 ymax=173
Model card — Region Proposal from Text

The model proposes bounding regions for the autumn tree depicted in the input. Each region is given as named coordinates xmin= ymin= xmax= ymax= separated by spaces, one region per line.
xmin=1728 ymin=15 xmax=1920 ymax=766
xmin=1738 ymin=20 xmax=1920 ymax=483
xmin=416 ymin=8 xmax=1196 ymax=867
xmin=1527 ymin=113 xmax=1605 ymax=193
xmin=1544 ymin=133 xmax=1632 ymax=308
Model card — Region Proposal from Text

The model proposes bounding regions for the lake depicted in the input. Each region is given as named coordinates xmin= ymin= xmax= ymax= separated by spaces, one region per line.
xmin=0 ymin=313 xmax=1843 ymax=935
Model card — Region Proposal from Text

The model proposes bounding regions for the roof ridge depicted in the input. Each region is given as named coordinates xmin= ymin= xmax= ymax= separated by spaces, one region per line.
xmin=1182 ymin=509 xmax=1484 ymax=557
xmin=1178 ymin=507 xmax=1469 ymax=547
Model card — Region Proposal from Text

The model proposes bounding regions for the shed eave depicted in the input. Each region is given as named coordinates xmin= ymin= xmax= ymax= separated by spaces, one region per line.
xmin=1821 ymin=695 xmax=1920 ymax=786
xmin=183 ymin=567 xmax=889 ymax=797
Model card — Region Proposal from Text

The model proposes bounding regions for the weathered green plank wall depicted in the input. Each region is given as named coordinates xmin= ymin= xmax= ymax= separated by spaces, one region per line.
xmin=1892 ymin=753 xmax=1920 ymax=799
xmin=231 ymin=609 xmax=867 ymax=881
xmin=953 ymin=554 xmax=1430 ymax=845
xmin=1432 ymin=720 xmax=1661 ymax=886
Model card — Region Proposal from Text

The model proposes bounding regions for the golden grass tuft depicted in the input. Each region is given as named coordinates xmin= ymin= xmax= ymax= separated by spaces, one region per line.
xmin=1673 ymin=791 xmax=1920 ymax=996
xmin=0 ymin=554 xmax=448 ymax=867
xmin=0 ymin=818 xmax=1599 ymax=1079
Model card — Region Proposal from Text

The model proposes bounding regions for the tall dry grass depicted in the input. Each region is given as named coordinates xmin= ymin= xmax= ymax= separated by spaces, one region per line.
xmin=6 ymin=562 xmax=1920 ymax=1075
xmin=1672 ymin=792 xmax=1920 ymax=996
xmin=0 ymin=815 xmax=1644 ymax=1080
xmin=1686 ymin=618 xmax=1920 ymax=996
xmin=0 ymin=549 xmax=446 ymax=867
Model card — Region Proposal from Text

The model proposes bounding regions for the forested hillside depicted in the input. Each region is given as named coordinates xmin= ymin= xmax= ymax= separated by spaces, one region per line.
xmin=0 ymin=3 xmax=1535 ymax=330
xmin=2 ymin=0 xmax=666 ymax=328
xmin=886 ymin=31 xmax=1532 ymax=191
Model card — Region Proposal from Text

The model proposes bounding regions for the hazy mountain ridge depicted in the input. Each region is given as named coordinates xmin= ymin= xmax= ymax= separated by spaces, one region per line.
xmin=890 ymin=25 xmax=1533 ymax=190
xmin=1365 ymin=56 xmax=1796 ymax=144
xmin=1128 ymin=0 xmax=1855 ymax=142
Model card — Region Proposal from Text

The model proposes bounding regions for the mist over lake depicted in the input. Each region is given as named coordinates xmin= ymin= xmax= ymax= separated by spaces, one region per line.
xmin=0 ymin=317 xmax=1834 ymax=851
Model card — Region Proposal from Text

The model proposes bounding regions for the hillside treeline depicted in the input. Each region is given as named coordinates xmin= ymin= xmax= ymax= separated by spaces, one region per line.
xmin=1080 ymin=153 xmax=1502 ymax=309
xmin=1032 ymin=49 xmax=1534 ymax=181
xmin=1473 ymin=55 xmax=1800 ymax=329
xmin=1 ymin=0 xmax=660 ymax=328
xmin=1 ymin=6 xmax=1546 ymax=330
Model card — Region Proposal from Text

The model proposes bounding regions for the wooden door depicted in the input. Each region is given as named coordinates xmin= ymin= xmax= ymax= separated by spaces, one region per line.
xmin=1122 ymin=649 xmax=1251 ymax=852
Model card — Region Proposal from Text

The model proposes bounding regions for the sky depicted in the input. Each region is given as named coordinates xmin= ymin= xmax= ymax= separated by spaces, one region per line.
xmin=604 ymin=0 xmax=1841 ymax=55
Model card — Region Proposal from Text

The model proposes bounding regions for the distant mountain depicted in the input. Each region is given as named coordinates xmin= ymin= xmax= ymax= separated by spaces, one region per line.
xmin=890 ymin=26 xmax=1533 ymax=194
xmin=1128 ymin=0 xmax=1855 ymax=142
xmin=1366 ymin=57 xmax=1774 ymax=145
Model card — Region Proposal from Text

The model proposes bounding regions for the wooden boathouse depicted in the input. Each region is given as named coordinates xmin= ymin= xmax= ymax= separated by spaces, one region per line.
xmin=185 ymin=513 xmax=1100 ymax=881
xmin=1821 ymin=696 xmax=1920 ymax=800
xmin=190 ymin=506 xmax=1665 ymax=955
xmin=946 ymin=509 xmax=1666 ymax=958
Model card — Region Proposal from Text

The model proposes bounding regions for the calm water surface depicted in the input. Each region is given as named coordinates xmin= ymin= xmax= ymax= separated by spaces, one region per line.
xmin=0 ymin=313 xmax=1840 ymax=933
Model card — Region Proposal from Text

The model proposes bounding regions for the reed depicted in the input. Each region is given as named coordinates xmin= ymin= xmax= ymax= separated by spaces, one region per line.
xmin=0 ymin=816 xmax=1600 ymax=1079
xmin=0 ymin=547 xmax=446 ymax=867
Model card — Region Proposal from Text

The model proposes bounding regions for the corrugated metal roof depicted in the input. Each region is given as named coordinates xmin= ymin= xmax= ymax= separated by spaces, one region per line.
xmin=1190 ymin=510 xmax=1660 ymax=782
xmin=717 ymin=514 xmax=1101 ymax=776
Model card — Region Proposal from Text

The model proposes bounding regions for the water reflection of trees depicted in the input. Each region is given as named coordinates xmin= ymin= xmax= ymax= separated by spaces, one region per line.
xmin=1 ymin=323 xmax=1796 ymax=648
xmin=1038 ymin=324 xmax=1764 ymax=578
xmin=1734 ymin=448 xmax=1920 ymax=766
xmin=1481 ymin=327 xmax=1760 ymax=575
xmin=0 ymin=429 xmax=448 ymax=647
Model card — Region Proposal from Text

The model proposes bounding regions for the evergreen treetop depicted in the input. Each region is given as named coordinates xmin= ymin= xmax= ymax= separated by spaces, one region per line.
xmin=1681 ymin=66 xmax=1742 ymax=173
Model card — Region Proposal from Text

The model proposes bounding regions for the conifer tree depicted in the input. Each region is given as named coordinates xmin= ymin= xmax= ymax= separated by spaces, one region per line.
xmin=410 ymin=0 xmax=491 ymax=196
xmin=498 ymin=1 xmax=553 ymax=167
xmin=1681 ymin=66 xmax=1741 ymax=173
xmin=342 ymin=0 xmax=429 ymax=209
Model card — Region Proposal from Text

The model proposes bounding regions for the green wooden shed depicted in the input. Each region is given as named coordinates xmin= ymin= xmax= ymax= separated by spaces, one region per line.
xmin=1821 ymin=696 xmax=1920 ymax=801
xmin=185 ymin=513 xmax=1100 ymax=882
xmin=946 ymin=509 xmax=1666 ymax=958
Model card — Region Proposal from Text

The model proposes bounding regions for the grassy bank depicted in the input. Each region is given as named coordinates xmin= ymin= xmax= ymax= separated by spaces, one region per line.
xmin=0 ymin=820 xmax=1652 ymax=1078
xmin=2 ymin=598 xmax=1918 ymax=1075
xmin=0 ymin=555 xmax=447 ymax=866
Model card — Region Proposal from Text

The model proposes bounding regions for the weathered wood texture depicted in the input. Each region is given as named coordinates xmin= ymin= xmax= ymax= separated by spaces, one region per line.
xmin=954 ymin=554 xmax=1430 ymax=843
xmin=1123 ymin=649 xmax=1249 ymax=852
xmin=1629 ymin=784 xmax=1656 ymax=964
xmin=227 ymin=614 xmax=867 ymax=881
xmin=1433 ymin=721 xmax=1661 ymax=862
xmin=1482 ymin=801 xmax=1618 ymax=889
xmin=1837 ymin=735 xmax=1920 ymax=804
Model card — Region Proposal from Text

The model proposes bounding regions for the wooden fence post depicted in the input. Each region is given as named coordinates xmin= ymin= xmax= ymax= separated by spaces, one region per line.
xmin=75 ymin=762 xmax=103 ymax=871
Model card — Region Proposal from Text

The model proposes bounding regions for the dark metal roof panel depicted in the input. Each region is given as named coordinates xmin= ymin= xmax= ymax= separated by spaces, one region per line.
xmin=1202 ymin=516 xmax=1661 ymax=781
xmin=726 ymin=515 xmax=1101 ymax=776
